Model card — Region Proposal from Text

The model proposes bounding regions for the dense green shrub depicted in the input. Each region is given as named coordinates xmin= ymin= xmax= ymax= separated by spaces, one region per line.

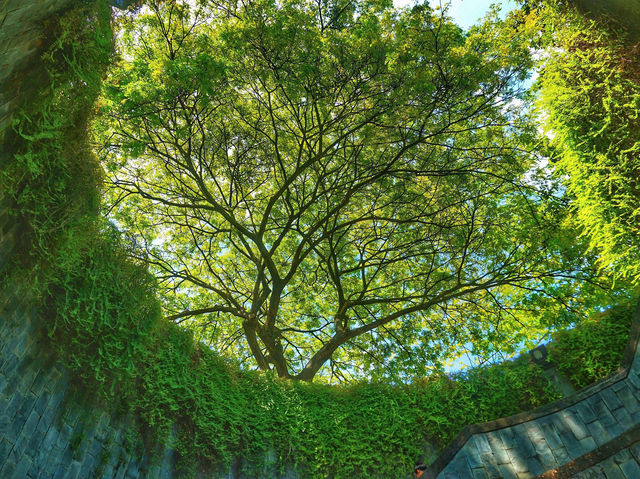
xmin=47 ymin=222 xmax=161 ymax=393
xmin=1 ymin=1 xmax=112 ymax=272
xmin=548 ymin=302 xmax=635 ymax=389
xmin=133 ymin=321 xmax=560 ymax=478
xmin=0 ymin=0 xmax=161 ymax=396
xmin=534 ymin=2 xmax=640 ymax=283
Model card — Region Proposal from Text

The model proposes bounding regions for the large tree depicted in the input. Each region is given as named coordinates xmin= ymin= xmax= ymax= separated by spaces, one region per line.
xmin=95 ymin=0 xmax=602 ymax=381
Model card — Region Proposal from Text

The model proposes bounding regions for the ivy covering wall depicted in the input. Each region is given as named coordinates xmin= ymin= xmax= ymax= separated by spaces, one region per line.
xmin=0 ymin=1 xmax=635 ymax=477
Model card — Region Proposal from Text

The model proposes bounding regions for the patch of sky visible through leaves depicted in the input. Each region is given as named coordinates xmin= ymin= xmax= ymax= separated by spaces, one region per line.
xmin=391 ymin=0 xmax=536 ymax=373
xmin=394 ymin=0 xmax=519 ymax=31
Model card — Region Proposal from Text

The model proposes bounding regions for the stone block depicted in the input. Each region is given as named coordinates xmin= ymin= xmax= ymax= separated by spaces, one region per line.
xmin=506 ymin=446 xmax=529 ymax=474
xmin=539 ymin=419 xmax=563 ymax=451
xmin=10 ymin=410 xmax=40 ymax=460
xmin=515 ymin=470 xmax=534 ymax=479
xmin=87 ymin=438 xmax=105 ymax=463
xmin=7 ymin=330 xmax=29 ymax=360
xmin=574 ymin=401 xmax=598 ymax=425
xmin=536 ymin=447 xmax=557 ymax=469
xmin=590 ymin=398 xmax=617 ymax=427
xmin=61 ymin=405 xmax=82 ymax=429
xmin=52 ymin=464 xmax=66 ymax=479
xmin=579 ymin=435 xmax=597 ymax=453
xmin=14 ymin=453 xmax=32 ymax=477
xmin=30 ymin=368 xmax=51 ymax=398
xmin=528 ymin=456 xmax=545 ymax=476
xmin=16 ymin=390 xmax=37 ymax=419
xmin=497 ymin=464 xmax=519 ymax=479
xmin=561 ymin=410 xmax=589 ymax=441
xmin=0 ymin=437 xmax=12 ymax=463
xmin=447 ymin=456 xmax=474 ymax=479
xmin=601 ymin=389 xmax=624 ymax=414
xmin=631 ymin=442 xmax=640 ymax=463
xmin=619 ymin=456 xmax=640 ymax=479
xmin=474 ymin=434 xmax=493 ymax=456
xmin=600 ymin=461 xmax=626 ymax=479
xmin=79 ymin=454 xmax=95 ymax=478
xmin=483 ymin=458 xmax=502 ymax=479
xmin=55 ymin=423 xmax=73 ymax=451
xmin=466 ymin=444 xmax=483 ymax=470
xmin=0 ymin=393 xmax=9 ymax=418
xmin=40 ymin=426 xmax=59 ymax=455
xmin=472 ymin=468 xmax=488 ymax=479
xmin=500 ymin=427 xmax=518 ymax=450
xmin=558 ymin=430 xmax=585 ymax=460
xmin=486 ymin=431 xmax=510 ymax=465
xmin=32 ymin=391 xmax=52 ymax=418
xmin=613 ymin=405 xmax=633 ymax=427
xmin=45 ymin=389 xmax=67 ymax=423
xmin=551 ymin=446 xmax=570 ymax=465
xmin=63 ymin=460 xmax=82 ymax=479
xmin=1 ymin=352 xmax=19 ymax=378
xmin=626 ymin=373 xmax=640 ymax=393
xmin=6 ymin=411 xmax=28 ymax=444
xmin=0 ymin=458 xmax=17 ymax=477
xmin=512 ymin=424 xmax=537 ymax=458
xmin=617 ymin=384 xmax=640 ymax=416
xmin=574 ymin=467 xmax=607 ymax=478
xmin=613 ymin=381 xmax=627 ymax=392
xmin=613 ymin=449 xmax=633 ymax=464
xmin=101 ymin=459 xmax=118 ymax=478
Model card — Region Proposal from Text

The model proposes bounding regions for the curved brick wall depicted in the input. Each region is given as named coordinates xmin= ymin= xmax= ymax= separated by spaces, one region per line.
xmin=424 ymin=301 xmax=640 ymax=479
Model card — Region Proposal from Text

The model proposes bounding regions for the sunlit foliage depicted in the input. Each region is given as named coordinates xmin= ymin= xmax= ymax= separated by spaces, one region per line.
xmin=95 ymin=0 xmax=611 ymax=381
xmin=534 ymin=1 xmax=640 ymax=284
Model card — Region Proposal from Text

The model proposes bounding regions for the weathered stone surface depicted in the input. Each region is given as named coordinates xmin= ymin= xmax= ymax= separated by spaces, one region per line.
xmin=435 ymin=311 xmax=640 ymax=479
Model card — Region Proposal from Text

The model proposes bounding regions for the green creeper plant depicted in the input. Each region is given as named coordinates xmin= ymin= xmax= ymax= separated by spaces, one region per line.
xmin=548 ymin=302 xmax=635 ymax=389
xmin=1 ymin=0 xmax=635 ymax=476
xmin=533 ymin=1 xmax=640 ymax=284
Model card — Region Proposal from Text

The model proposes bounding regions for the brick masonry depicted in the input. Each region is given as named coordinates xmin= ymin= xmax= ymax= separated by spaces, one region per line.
xmin=0 ymin=293 xmax=296 ymax=478
xmin=3 ymin=1 xmax=640 ymax=478
xmin=0 ymin=295 xmax=173 ymax=479
xmin=424 ymin=301 xmax=640 ymax=479
xmin=568 ymin=441 xmax=640 ymax=479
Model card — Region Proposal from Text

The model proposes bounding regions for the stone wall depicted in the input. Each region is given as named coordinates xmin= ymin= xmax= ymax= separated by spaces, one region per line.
xmin=0 ymin=291 xmax=298 ymax=478
xmin=0 ymin=293 xmax=173 ymax=479
xmin=0 ymin=2 xmax=173 ymax=478
xmin=536 ymin=424 xmax=640 ymax=479
xmin=423 ymin=302 xmax=640 ymax=479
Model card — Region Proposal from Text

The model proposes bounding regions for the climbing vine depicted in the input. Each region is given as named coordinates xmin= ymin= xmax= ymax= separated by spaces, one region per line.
xmin=548 ymin=302 xmax=635 ymax=389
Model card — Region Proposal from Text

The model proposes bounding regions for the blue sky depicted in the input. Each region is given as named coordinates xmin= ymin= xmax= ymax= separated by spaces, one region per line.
xmin=394 ymin=0 xmax=519 ymax=30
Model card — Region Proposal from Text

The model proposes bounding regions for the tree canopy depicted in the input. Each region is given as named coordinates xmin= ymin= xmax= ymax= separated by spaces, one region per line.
xmin=94 ymin=0 xmax=608 ymax=382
